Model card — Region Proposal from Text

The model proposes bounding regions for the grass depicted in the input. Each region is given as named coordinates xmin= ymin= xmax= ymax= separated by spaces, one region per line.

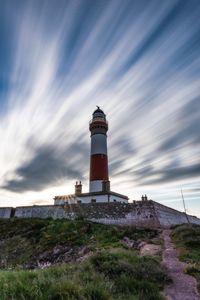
xmin=171 ymin=224 xmax=200 ymax=292
xmin=0 ymin=218 xmax=170 ymax=299
xmin=0 ymin=218 xmax=158 ymax=268
xmin=0 ymin=250 xmax=170 ymax=300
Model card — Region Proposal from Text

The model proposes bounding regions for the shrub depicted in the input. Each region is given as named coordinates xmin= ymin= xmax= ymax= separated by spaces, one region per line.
xmin=85 ymin=282 xmax=111 ymax=300
xmin=50 ymin=281 xmax=84 ymax=300
xmin=90 ymin=251 xmax=170 ymax=298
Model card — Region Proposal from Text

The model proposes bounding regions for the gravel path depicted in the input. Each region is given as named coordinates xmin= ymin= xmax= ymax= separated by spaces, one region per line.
xmin=162 ymin=229 xmax=200 ymax=300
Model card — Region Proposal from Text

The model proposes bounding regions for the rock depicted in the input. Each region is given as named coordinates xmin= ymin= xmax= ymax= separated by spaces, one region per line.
xmin=137 ymin=241 xmax=147 ymax=249
xmin=140 ymin=244 xmax=161 ymax=256
xmin=77 ymin=247 xmax=92 ymax=262
xmin=53 ymin=245 xmax=68 ymax=255
xmin=78 ymin=246 xmax=90 ymax=256
xmin=37 ymin=261 xmax=52 ymax=269
xmin=121 ymin=237 xmax=141 ymax=249
xmin=37 ymin=245 xmax=93 ymax=268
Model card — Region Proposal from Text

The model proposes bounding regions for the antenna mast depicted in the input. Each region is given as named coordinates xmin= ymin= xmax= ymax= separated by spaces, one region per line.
xmin=181 ymin=188 xmax=190 ymax=224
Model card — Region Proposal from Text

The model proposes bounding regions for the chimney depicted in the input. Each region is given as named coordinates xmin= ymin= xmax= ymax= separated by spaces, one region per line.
xmin=75 ymin=181 xmax=82 ymax=195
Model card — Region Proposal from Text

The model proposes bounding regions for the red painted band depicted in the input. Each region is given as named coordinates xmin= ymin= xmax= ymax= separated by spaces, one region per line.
xmin=90 ymin=154 xmax=109 ymax=181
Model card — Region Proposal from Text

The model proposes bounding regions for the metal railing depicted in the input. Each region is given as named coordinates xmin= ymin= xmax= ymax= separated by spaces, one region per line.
xmin=89 ymin=118 xmax=108 ymax=125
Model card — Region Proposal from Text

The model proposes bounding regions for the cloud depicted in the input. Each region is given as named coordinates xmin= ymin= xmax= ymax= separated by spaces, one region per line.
xmin=138 ymin=163 xmax=200 ymax=186
xmin=1 ymin=144 xmax=85 ymax=192
xmin=0 ymin=0 xmax=200 ymax=215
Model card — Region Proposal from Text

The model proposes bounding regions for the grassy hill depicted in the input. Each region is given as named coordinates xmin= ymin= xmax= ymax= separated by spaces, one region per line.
xmin=0 ymin=218 xmax=170 ymax=300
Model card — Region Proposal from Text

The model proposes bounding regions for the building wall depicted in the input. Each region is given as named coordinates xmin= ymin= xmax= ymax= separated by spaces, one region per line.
xmin=109 ymin=195 xmax=128 ymax=203
xmin=0 ymin=207 xmax=12 ymax=219
xmin=15 ymin=205 xmax=76 ymax=219
xmin=54 ymin=194 xmax=128 ymax=205
xmin=13 ymin=201 xmax=159 ymax=227
xmin=75 ymin=194 xmax=110 ymax=204
xmin=89 ymin=180 xmax=103 ymax=193
xmin=154 ymin=202 xmax=200 ymax=226
xmin=14 ymin=202 xmax=158 ymax=226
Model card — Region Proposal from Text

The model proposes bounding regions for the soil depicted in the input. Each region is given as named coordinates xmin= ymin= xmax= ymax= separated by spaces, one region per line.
xmin=162 ymin=229 xmax=200 ymax=300
xmin=140 ymin=243 xmax=161 ymax=256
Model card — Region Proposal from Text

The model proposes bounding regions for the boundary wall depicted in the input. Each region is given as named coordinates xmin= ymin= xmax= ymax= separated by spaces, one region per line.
xmin=0 ymin=201 xmax=200 ymax=228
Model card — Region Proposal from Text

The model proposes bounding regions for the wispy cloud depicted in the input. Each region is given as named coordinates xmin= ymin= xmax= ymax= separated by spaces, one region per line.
xmin=0 ymin=0 xmax=199 ymax=213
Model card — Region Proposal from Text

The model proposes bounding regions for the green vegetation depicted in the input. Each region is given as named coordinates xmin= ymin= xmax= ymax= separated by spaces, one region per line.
xmin=0 ymin=218 xmax=158 ymax=268
xmin=0 ymin=218 xmax=170 ymax=299
xmin=171 ymin=224 xmax=200 ymax=291
xmin=0 ymin=251 xmax=170 ymax=300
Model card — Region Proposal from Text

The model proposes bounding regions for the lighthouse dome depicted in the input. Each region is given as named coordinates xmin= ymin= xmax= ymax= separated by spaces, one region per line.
xmin=93 ymin=106 xmax=105 ymax=119
xmin=93 ymin=106 xmax=104 ymax=114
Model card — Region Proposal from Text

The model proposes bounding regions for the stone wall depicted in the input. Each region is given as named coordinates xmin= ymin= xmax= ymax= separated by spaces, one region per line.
xmin=14 ymin=202 xmax=159 ymax=227
xmin=2 ymin=201 xmax=200 ymax=228
xmin=154 ymin=202 xmax=200 ymax=227
xmin=15 ymin=205 xmax=76 ymax=219
xmin=0 ymin=207 xmax=13 ymax=219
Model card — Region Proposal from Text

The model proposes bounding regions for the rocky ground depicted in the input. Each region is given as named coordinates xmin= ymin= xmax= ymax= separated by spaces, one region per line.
xmin=162 ymin=229 xmax=200 ymax=300
xmin=117 ymin=227 xmax=200 ymax=300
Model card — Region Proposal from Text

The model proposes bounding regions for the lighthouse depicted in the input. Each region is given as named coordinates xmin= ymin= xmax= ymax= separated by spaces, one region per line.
xmin=89 ymin=106 xmax=110 ymax=193
xmin=54 ymin=107 xmax=128 ymax=204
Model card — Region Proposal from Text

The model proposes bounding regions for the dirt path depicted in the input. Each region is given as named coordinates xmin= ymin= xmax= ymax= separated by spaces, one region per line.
xmin=162 ymin=229 xmax=200 ymax=300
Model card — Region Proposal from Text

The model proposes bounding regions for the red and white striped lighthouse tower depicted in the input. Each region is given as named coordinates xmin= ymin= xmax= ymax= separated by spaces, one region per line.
xmin=54 ymin=106 xmax=129 ymax=204
xmin=89 ymin=107 xmax=110 ymax=192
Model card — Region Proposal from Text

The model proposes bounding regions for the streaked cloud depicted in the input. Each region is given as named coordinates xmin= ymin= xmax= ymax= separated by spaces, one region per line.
xmin=0 ymin=0 xmax=199 ymax=215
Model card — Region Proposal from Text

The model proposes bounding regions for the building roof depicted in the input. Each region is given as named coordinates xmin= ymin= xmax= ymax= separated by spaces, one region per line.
xmin=93 ymin=106 xmax=105 ymax=115
xmin=54 ymin=191 xmax=128 ymax=200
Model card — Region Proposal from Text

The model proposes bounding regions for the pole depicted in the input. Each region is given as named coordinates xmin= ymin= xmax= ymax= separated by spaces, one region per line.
xmin=181 ymin=188 xmax=190 ymax=224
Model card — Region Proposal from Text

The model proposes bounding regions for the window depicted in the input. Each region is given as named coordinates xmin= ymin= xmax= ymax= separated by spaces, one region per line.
xmin=113 ymin=199 xmax=117 ymax=202
xmin=91 ymin=199 xmax=96 ymax=203
xmin=77 ymin=200 xmax=82 ymax=204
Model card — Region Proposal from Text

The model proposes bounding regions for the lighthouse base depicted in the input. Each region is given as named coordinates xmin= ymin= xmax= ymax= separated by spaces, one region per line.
xmin=54 ymin=190 xmax=128 ymax=205
xmin=89 ymin=180 xmax=103 ymax=192
xmin=89 ymin=180 xmax=110 ymax=193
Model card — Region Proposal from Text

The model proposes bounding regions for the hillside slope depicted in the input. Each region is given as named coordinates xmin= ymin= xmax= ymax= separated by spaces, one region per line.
xmin=0 ymin=218 xmax=171 ymax=300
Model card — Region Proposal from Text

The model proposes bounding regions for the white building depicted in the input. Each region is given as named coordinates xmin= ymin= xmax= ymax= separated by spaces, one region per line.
xmin=54 ymin=182 xmax=128 ymax=205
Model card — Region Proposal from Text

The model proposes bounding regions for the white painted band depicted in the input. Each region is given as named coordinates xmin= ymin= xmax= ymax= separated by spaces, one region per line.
xmin=91 ymin=134 xmax=107 ymax=155
xmin=89 ymin=180 xmax=103 ymax=192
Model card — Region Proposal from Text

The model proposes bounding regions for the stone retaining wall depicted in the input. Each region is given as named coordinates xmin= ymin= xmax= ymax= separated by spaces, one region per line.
xmin=0 ymin=207 xmax=13 ymax=219
xmin=1 ymin=201 xmax=200 ymax=227
xmin=14 ymin=202 xmax=159 ymax=227
xmin=154 ymin=202 xmax=200 ymax=226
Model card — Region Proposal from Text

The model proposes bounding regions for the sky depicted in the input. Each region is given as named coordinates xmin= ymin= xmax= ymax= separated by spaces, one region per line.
xmin=0 ymin=0 xmax=199 ymax=216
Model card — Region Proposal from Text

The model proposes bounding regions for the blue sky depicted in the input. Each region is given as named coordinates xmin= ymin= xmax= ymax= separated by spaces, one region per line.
xmin=0 ymin=0 xmax=200 ymax=216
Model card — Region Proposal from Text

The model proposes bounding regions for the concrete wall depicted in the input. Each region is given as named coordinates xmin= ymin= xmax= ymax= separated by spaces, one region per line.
xmin=15 ymin=205 xmax=76 ymax=219
xmin=154 ymin=202 xmax=200 ymax=227
xmin=14 ymin=202 xmax=159 ymax=227
xmin=2 ymin=201 xmax=200 ymax=228
xmin=0 ymin=207 xmax=12 ymax=219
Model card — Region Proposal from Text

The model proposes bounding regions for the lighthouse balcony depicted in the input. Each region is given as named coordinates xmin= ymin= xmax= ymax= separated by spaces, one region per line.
xmin=89 ymin=120 xmax=108 ymax=132
xmin=89 ymin=118 xmax=108 ymax=124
